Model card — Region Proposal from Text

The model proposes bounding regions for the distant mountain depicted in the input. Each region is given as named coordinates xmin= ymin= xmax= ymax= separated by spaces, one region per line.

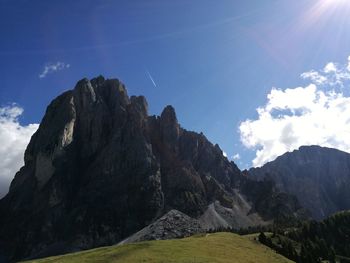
xmin=249 ymin=145 xmax=350 ymax=220
xmin=0 ymin=76 xmax=306 ymax=262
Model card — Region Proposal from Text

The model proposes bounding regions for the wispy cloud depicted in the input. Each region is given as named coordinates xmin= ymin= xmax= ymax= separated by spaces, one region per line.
xmin=0 ymin=104 xmax=38 ymax=197
xmin=301 ymin=57 xmax=350 ymax=88
xmin=240 ymin=55 xmax=350 ymax=167
xmin=232 ymin=153 xmax=241 ymax=160
xmin=39 ymin=61 xmax=70 ymax=79
xmin=300 ymin=70 xmax=327 ymax=85
xmin=146 ymin=70 xmax=157 ymax=88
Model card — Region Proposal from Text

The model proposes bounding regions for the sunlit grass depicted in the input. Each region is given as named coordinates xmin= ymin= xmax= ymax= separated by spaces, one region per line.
xmin=25 ymin=232 xmax=292 ymax=263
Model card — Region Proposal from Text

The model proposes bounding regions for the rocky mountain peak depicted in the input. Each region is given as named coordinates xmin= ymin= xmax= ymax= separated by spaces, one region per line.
xmin=130 ymin=96 xmax=148 ymax=117
xmin=160 ymin=105 xmax=180 ymax=148
xmin=73 ymin=77 xmax=129 ymax=111
xmin=161 ymin=105 xmax=178 ymax=124
xmin=0 ymin=76 xmax=307 ymax=262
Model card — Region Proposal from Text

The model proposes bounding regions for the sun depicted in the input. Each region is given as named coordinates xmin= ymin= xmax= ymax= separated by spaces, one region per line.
xmin=321 ymin=0 xmax=350 ymax=15
xmin=300 ymin=0 xmax=350 ymax=27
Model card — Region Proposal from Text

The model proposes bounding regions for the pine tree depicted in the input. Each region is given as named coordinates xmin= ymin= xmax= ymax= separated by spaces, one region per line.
xmin=258 ymin=232 xmax=267 ymax=244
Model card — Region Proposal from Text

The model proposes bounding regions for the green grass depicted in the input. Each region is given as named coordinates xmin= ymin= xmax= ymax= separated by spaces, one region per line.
xmin=25 ymin=232 xmax=293 ymax=263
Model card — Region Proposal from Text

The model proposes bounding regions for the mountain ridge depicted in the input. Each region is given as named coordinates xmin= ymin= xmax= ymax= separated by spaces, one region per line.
xmin=249 ymin=145 xmax=350 ymax=219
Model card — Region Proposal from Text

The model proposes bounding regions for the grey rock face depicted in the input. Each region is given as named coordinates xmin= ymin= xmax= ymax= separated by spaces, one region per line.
xmin=0 ymin=76 xmax=306 ymax=262
xmin=249 ymin=145 xmax=350 ymax=220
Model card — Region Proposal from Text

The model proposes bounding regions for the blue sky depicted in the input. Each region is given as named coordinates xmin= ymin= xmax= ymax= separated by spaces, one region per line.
xmin=1 ymin=0 xmax=350 ymax=192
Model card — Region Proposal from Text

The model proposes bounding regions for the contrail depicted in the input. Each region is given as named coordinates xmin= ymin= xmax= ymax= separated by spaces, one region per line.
xmin=146 ymin=70 xmax=157 ymax=88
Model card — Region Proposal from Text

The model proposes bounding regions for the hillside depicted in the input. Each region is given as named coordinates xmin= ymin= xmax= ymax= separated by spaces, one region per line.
xmin=249 ymin=145 xmax=350 ymax=219
xmin=258 ymin=210 xmax=350 ymax=262
xmin=24 ymin=232 xmax=292 ymax=263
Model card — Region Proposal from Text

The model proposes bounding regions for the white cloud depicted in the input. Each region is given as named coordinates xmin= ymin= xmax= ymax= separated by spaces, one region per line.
xmin=301 ymin=58 xmax=350 ymax=88
xmin=223 ymin=151 xmax=228 ymax=158
xmin=39 ymin=61 xmax=70 ymax=79
xmin=232 ymin=153 xmax=240 ymax=160
xmin=0 ymin=105 xmax=38 ymax=198
xmin=301 ymin=70 xmax=327 ymax=85
xmin=240 ymin=56 xmax=350 ymax=167
xmin=323 ymin=62 xmax=337 ymax=73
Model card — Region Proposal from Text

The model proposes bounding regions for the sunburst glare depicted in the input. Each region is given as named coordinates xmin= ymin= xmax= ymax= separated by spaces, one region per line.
xmin=296 ymin=0 xmax=350 ymax=33
xmin=323 ymin=0 xmax=349 ymax=5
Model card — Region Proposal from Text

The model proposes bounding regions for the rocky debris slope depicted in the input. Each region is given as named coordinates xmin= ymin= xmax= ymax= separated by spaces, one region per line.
xmin=118 ymin=210 xmax=204 ymax=244
xmin=249 ymin=145 xmax=350 ymax=220
xmin=0 ymin=76 xmax=306 ymax=262
xmin=199 ymin=199 xmax=265 ymax=230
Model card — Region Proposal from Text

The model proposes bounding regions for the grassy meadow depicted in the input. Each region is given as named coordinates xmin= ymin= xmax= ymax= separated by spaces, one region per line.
xmin=25 ymin=232 xmax=292 ymax=263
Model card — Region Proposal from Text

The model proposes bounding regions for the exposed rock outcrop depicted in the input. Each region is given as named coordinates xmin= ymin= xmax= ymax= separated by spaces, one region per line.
xmin=0 ymin=76 xmax=306 ymax=262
